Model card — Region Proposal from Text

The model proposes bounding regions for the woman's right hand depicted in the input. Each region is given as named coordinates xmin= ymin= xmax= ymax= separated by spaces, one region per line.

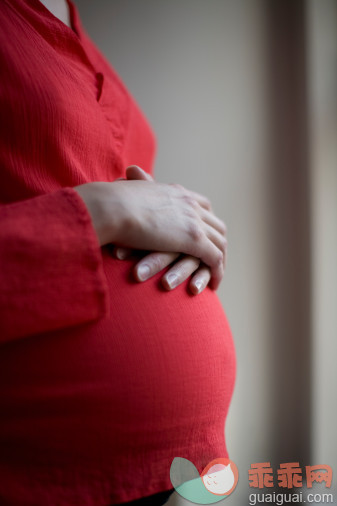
xmin=74 ymin=178 xmax=226 ymax=288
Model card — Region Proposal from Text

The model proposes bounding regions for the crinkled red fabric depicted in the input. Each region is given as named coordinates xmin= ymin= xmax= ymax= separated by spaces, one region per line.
xmin=0 ymin=1 xmax=236 ymax=504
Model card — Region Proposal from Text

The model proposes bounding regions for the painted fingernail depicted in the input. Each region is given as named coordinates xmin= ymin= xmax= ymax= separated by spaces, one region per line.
xmin=166 ymin=273 xmax=178 ymax=289
xmin=137 ymin=264 xmax=151 ymax=281
xmin=194 ymin=280 xmax=204 ymax=293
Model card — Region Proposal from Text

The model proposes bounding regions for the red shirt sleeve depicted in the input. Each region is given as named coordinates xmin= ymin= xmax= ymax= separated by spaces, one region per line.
xmin=0 ymin=187 xmax=109 ymax=343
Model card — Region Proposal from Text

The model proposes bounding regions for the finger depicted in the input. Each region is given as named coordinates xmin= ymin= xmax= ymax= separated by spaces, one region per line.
xmin=133 ymin=251 xmax=180 ymax=282
xmin=209 ymin=263 xmax=224 ymax=290
xmin=195 ymin=238 xmax=224 ymax=290
xmin=189 ymin=265 xmax=212 ymax=294
xmin=161 ymin=255 xmax=201 ymax=291
xmin=112 ymin=246 xmax=133 ymax=260
xmin=187 ymin=190 xmax=212 ymax=211
xmin=204 ymin=223 xmax=227 ymax=258
xmin=200 ymin=207 xmax=227 ymax=236
xmin=168 ymin=184 xmax=212 ymax=211
xmin=223 ymin=239 xmax=228 ymax=269
xmin=126 ymin=165 xmax=154 ymax=182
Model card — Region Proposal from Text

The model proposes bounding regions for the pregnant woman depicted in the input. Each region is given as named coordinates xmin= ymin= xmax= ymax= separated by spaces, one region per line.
xmin=0 ymin=1 xmax=236 ymax=505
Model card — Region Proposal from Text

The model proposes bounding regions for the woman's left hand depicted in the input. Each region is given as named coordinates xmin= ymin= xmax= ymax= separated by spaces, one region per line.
xmin=112 ymin=166 xmax=226 ymax=294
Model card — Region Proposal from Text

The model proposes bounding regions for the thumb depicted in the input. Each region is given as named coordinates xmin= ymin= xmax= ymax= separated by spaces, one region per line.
xmin=126 ymin=165 xmax=154 ymax=182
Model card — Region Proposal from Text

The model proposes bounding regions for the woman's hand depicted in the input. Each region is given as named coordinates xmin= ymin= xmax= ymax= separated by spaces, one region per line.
xmin=74 ymin=169 xmax=227 ymax=289
xmin=113 ymin=166 xmax=226 ymax=294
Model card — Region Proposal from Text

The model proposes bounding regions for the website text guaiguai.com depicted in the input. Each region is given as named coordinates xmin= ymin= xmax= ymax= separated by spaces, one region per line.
xmin=249 ymin=491 xmax=334 ymax=505
xmin=248 ymin=462 xmax=333 ymax=505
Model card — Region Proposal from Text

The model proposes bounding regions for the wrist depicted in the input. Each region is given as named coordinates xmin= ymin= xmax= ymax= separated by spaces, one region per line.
xmin=73 ymin=182 xmax=114 ymax=246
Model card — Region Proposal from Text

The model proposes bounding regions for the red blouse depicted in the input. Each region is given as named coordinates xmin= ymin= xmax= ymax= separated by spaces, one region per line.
xmin=0 ymin=1 xmax=236 ymax=504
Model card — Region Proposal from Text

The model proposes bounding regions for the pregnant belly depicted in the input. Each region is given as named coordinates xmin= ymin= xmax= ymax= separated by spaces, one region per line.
xmin=0 ymin=251 xmax=236 ymax=502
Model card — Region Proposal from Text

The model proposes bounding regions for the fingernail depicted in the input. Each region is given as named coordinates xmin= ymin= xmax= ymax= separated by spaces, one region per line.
xmin=194 ymin=280 xmax=204 ymax=294
xmin=116 ymin=248 xmax=127 ymax=260
xmin=166 ymin=273 xmax=178 ymax=289
xmin=137 ymin=264 xmax=151 ymax=281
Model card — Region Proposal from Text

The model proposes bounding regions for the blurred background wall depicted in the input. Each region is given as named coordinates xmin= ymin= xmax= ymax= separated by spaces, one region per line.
xmin=74 ymin=1 xmax=337 ymax=504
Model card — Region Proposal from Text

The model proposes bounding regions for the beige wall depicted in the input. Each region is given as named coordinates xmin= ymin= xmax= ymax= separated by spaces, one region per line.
xmin=75 ymin=1 xmax=337 ymax=504
xmin=307 ymin=0 xmax=337 ymax=481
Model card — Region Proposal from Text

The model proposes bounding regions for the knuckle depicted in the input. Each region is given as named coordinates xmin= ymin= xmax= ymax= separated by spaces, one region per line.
xmin=183 ymin=208 xmax=196 ymax=219
xmin=220 ymin=236 xmax=228 ymax=251
xmin=150 ymin=253 xmax=165 ymax=271
xmin=214 ymin=250 xmax=224 ymax=267
xmin=185 ymin=255 xmax=201 ymax=270
xmin=217 ymin=219 xmax=227 ymax=235
xmin=188 ymin=222 xmax=203 ymax=241
xmin=204 ymin=197 xmax=212 ymax=209
xmin=171 ymin=182 xmax=185 ymax=193
xmin=183 ymin=194 xmax=198 ymax=208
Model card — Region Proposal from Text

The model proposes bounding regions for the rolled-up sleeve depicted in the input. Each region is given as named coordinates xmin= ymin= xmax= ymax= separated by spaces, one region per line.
xmin=0 ymin=187 xmax=109 ymax=343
